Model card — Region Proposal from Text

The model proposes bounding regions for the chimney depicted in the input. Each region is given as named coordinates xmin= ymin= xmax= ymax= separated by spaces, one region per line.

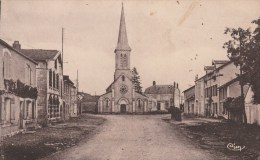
xmin=153 ymin=81 xmax=156 ymax=86
xmin=13 ymin=41 xmax=21 ymax=50
xmin=177 ymin=83 xmax=179 ymax=89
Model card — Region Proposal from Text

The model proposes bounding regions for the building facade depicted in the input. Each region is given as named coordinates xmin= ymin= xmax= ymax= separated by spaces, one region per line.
xmin=245 ymin=86 xmax=260 ymax=125
xmin=19 ymin=43 xmax=63 ymax=126
xmin=183 ymin=85 xmax=195 ymax=115
xmin=0 ymin=39 xmax=38 ymax=137
xmin=98 ymin=3 xmax=148 ymax=114
xmin=63 ymin=75 xmax=78 ymax=119
xmin=144 ymin=81 xmax=181 ymax=112
xmin=193 ymin=60 xmax=240 ymax=118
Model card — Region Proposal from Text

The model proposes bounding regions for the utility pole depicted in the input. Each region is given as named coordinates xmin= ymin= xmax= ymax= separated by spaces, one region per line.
xmin=239 ymin=31 xmax=247 ymax=124
xmin=62 ymin=28 xmax=64 ymax=73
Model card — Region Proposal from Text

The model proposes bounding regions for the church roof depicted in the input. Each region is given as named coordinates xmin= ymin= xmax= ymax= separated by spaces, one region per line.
xmin=115 ymin=3 xmax=131 ymax=52
xmin=144 ymin=85 xmax=177 ymax=94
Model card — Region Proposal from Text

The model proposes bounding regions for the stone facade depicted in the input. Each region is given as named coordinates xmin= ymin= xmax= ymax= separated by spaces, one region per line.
xmin=63 ymin=75 xmax=78 ymax=119
xmin=20 ymin=45 xmax=63 ymax=125
xmin=0 ymin=39 xmax=37 ymax=137
xmin=183 ymin=86 xmax=195 ymax=115
xmin=98 ymin=4 xmax=148 ymax=114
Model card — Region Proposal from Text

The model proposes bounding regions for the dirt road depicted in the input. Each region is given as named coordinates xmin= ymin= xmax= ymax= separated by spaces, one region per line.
xmin=43 ymin=115 xmax=217 ymax=160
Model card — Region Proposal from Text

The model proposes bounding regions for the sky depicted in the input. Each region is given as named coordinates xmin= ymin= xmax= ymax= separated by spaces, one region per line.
xmin=1 ymin=0 xmax=260 ymax=95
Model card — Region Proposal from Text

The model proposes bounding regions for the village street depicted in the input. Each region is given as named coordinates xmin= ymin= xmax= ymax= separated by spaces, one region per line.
xmin=42 ymin=115 xmax=217 ymax=160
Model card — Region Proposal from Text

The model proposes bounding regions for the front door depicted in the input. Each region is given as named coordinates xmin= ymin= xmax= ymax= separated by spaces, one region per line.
xmin=121 ymin=104 xmax=126 ymax=113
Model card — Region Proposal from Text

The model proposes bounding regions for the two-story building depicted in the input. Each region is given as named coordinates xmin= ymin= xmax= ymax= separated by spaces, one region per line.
xmin=17 ymin=42 xmax=63 ymax=126
xmin=144 ymin=81 xmax=181 ymax=112
xmin=63 ymin=75 xmax=78 ymax=119
xmin=0 ymin=40 xmax=38 ymax=137
xmin=183 ymin=85 xmax=195 ymax=115
xmin=193 ymin=60 xmax=239 ymax=118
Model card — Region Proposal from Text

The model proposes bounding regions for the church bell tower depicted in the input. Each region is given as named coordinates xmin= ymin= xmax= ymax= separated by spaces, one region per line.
xmin=114 ymin=3 xmax=132 ymax=80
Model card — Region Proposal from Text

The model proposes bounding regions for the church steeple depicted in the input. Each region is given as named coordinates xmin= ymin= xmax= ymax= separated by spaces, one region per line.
xmin=115 ymin=2 xmax=131 ymax=52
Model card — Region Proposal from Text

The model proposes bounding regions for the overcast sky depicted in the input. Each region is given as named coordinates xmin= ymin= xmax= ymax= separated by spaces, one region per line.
xmin=1 ymin=0 xmax=260 ymax=95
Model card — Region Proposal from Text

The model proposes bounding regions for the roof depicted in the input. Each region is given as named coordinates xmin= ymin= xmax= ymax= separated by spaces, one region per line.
xmin=63 ymin=75 xmax=74 ymax=85
xmin=218 ymin=76 xmax=240 ymax=89
xmin=204 ymin=66 xmax=215 ymax=70
xmin=212 ymin=60 xmax=230 ymax=65
xmin=183 ymin=85 xmax=195 ymax=93
xmin=78 ymin=92 xmax=100 ymax=102
xmin=144 ymin=85 xmax=177 ymax=94
xmin=0 ymin=39 xmax=38 ymax=64
xmin=196 ymin=60 xmax=232 ymax=82
xmin=114 ymin=3 xmax=131 ymax=52
xmin=20 ymin=49 xmax=60 ymax=61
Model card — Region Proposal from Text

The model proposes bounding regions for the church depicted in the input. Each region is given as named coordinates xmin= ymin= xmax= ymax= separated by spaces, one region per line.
xmin=98 ymin=3 xmax=148 ymax=114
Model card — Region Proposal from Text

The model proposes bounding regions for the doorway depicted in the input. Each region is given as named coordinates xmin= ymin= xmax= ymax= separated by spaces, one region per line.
xmin=120 ymin=104 xmax=126 ymax=113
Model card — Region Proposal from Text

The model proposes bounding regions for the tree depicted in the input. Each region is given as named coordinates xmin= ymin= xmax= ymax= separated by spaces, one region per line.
xmin=131 ymin=67 xmax=143 ymax=93
xmin=244 ymin=18 xmax=260 ymax=104
xmin=223 ymin=27 xmax=251 ymax=124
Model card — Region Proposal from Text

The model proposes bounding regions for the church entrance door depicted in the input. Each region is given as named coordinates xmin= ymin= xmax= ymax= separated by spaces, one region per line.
xmin=120 ymin=104 xmax=126 ymax=113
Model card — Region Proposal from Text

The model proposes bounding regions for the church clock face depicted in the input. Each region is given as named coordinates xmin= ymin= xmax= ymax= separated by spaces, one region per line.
xmin=120 ymin=85 xmax=128 ymax=94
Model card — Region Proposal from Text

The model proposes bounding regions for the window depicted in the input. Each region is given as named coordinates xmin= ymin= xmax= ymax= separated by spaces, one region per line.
xmin=54 ymin=60 xmax=57 ymax=69
xmin=4 ymin=98 xmax=11 ymax=123
xmin=56 ymin=74 xmax=59 ymax=89
xmin=105 ymin=99 xmax=110 ymax=107
xmin=48 ymin=95 xmax=60 ymax=118
xmin=213 ymin=103 xmax=218 ymax=115
xmin=26 ymin=64 xmax=32 ymax=85
xmin=120 ymin=54 xmax=127 ymax=68
xmin=122 ymin=75 xmax=125 ymax=81
xmin=49 ymin=69 xmax=52 ymax=87
xmin=137 ymin=99 xmax=141 ymax=108
xmin=3 ymin=49 xmax=11 ymax=79
xmin=53 ymin=71 xmax=56 ymax=89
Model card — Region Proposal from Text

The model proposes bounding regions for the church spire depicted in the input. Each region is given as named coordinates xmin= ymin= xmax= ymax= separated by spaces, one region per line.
xmin=115 ymin=2 xmax=131 ymax=52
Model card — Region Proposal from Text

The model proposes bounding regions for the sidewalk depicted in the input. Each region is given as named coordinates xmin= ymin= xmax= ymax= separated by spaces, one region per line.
xmin=0 ymin=114 xmax=106 ymax=160
xmin=164 ymin=115 xmax=260 ymax=160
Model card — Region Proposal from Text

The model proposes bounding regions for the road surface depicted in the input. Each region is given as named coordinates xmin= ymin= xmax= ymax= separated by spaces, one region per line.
xmin=43 ymin=115 xmax=216 ymax=160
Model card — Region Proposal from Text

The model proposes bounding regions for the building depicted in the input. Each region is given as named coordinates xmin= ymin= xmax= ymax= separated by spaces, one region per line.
xmin=217 ymin=75 xmax=249 ymax=122
xmin=183 ymin=85 xmax=195 ymax=115
xmin=63 ymin=75 xmax=74 ymax=120
xmin=245 ymin=86 xmax=260 ymax=125
xmin=18 ymin=42 xmax=63 ymax=126
xmin=194 ymin=60 xmax=240 ymax=118
xmin=194 ymin=75 xmax=205 ymax=116
xmin=144 ymin=81 xmax=181 ymax=112
xmin=78 ymin=92 xmax=99 ymax=113
xmin=98 ymin=3 xmax=148 ymax=114
xmin=0 ymin=39 xmax=38 ymax=137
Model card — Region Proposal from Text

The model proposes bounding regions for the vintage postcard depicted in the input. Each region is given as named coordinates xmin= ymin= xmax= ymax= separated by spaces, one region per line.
xmin=0 ymin=0 xmax=260 ymax=159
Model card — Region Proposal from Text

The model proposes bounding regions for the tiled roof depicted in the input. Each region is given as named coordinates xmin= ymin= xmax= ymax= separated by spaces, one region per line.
xmin=20 ymin=49 xmax=59 ymax=61
xmin=212 ymin=60 xmax=230 ymax=65
xmin=144 ymin=85 xmax=177 ymax=94
xmin=0 ymin=39 xmax=37 ymax=64
xmin=183 ymin=85 xmax=195 ymax=93
xmin=63 ymin=75 xmax=74 ymax=85
xmin=204 ymin=65 xmax=215 ymax=70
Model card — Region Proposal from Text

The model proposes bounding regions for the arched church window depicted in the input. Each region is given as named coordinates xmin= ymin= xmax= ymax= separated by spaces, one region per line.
xmin=105 ymin=99 xmax=110 ymax=107
xmin=122 ymin=75 xmax=125 ymax=81
xmin=120 ymin=54 xmax=127 ymax=68
xmin=138 ymin=99 xmax=141 ymax=108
